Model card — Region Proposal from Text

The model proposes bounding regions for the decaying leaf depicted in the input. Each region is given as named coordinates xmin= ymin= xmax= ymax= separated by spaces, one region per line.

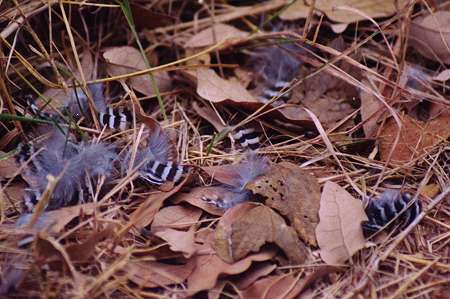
xmin=186 ymin=247 xmax=275 ymax=295
xmin=185 ymin=23 xmax=248 ymax=48
xmin=246 ymin=162 xmax=320 ymax=246
xmin=410 ymin=11 xmax=450 ymax=64
xmin=379 ymin=112 xmax=450 ymax=163
xmin=315 ymin=181 xmax=367 ymax=265
xmin=154 ymin=226 xmax=196 ymax=258
xmin=103 ymin=46 xmax=171 ymax=96
xmin=214 ymin=203 xmax=308 ymax=264
xmin=124 ymin=260 xmax=195 ymax=288
xmin=151 ymin=205 xmax=202 ymax=232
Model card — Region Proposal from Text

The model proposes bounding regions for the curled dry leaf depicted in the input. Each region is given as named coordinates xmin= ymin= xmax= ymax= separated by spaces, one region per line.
xmin=379 ymin=112 xmax=450 ymax=163
xmin=103 ymin=46 xmax=171 ymax=96
xmin=214 ymin=203 xmax=308 ymax=264
xmin=410 ymin=11 xmax=450 ymax=64
xmin=246 ymin=162 xmax=320 ymax=246
xmin=186 ymin=247 xmax=275 ymax=295
xmin=124 ymin=260 xmax=195 ymax=288
xmin=315 ymin=181 xmax=367 ymax=265
xmin=151 ymin=205 xmax=202 ymax=232
xmin=154 ymin=226 xmax=196 ymax=258
xmin=185 ymin=23 xmax=248 ymax=48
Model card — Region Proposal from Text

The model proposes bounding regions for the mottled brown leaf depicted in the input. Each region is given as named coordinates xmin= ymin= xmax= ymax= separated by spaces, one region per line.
xmin=315 ymin=181 xmax=367 ymax=265
xmin=214 ymin=203 xmax=308 ymax=264
xmin=246 ymin=162 xmax=320 ymax=246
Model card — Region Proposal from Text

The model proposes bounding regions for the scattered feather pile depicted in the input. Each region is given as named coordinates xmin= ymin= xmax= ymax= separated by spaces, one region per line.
xmin=17 ymin=127 xmax=116 ymax=211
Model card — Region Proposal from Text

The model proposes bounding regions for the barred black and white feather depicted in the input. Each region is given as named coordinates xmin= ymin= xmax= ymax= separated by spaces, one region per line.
xmin=127 ymin=128 xmax=185 ymax=186
xmin=17 ymin=128 xmax=117 ymax=211
xmin=66 ymin=83 xmax=133 ymax=131
xmin=249 ymin=43 xmax=304 ymax=106
xmin=231 ymin=127 xmax=261 ymax=151
xmin=202 ymin=153 xmax=269 ymax=209
xmin=362 ymin=190 xmax=422 ymax=237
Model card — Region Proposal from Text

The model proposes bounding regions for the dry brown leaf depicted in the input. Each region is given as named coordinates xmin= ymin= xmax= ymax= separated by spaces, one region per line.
xmin=241 ymin=266 xmax=337 ymax=299
xmin=433 ymin=69 xmax=450 ymax=82
xmin=126 ymin=174 xmax=189 ymax=231
xmin=241 ymin=274 xmax=306 ymax=299
xmin=151 ymin=205 xmax=202 ymax=232
xmin=196 ymin=68 xmax=257 ymax=103
xmin=186 ymin=248 xmax=275 ymax=295
xmin=279 ymin=1 xmax=310 ymax=20
xmin=1 ymin=182 xmax=27 ymax=210
xmin=172 ymin=186 xmax=228 ymax=216
xmin=214 ymin=203 xmax=308 ymax=264
xmin=246 ymin=162 xmax=320 ymax=246
xmin=233 ymin=262 xmax=276 ymax=290
xmin=420 ymin=184 xmax=441 ymax=199
xmin=185 ymin=23 xmax=248 ymax=48
xmin=314 ymin=0 xmax=407 ymax=23
xmin=410 ymin=11 xmax=450 ymax=64
xmin=379 ymin=112 xmax=450 ymax=163
xmin=19 ymin=203 xmax=96 ymax=234
xmin=103 ymin=46 xmax=171 ymax=96
xmin=0 ymin=155 xmax=19 ymax=179
xmin=359 ymin=79 xmax=385 ymax=138
xmin=154 ymin=227 xmax=196 ymax=258
xmin=315 ymin=181 xmax=367 ymax=265
xmin=124 ymin=260 xmax=195 ymax=288
xmin=192 ymin=102 xmax=226 ymax=132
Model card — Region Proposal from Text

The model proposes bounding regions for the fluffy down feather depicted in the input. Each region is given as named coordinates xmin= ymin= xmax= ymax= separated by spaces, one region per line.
xmin=23 ymin=128 xmax=116 ymax=210
xmin=250 ymin=43 xmax=304 ymax=85
xmin=66 ymin=83 xmax=107 ymax=117
xmin=203 ymin=153 xmax=269 ymax=209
